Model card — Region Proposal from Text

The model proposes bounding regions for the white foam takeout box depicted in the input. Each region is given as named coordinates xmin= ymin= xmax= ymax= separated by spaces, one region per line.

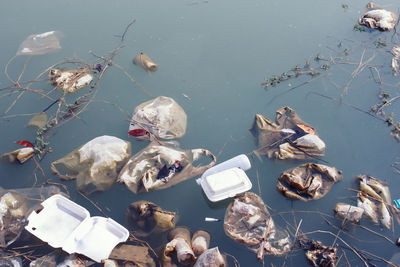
xmin=25 ymin=194 xmax=129 ymax=263
xmin=197 ymin=154 xmax=252 ymax=202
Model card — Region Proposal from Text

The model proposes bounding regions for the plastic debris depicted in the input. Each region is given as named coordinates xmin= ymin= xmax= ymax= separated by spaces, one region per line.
xmin=299 ymin=240 xmax=337 ymax=267
xmin=25 ymin=194 xmax=129 ymax=263
xmin=2 ymin=147 xmax=35 ymax=164
xmin=163 ymin=227 xmax=196 ymax=265
xmin=133 ymin=53 xmax=158 ymax=71
xmin=49 ymin=69 xmax=93 ymax=94
xmin=204 ymin=217 xmax=220 ymax=222
xmin=394 ymin=199 xmax=400 ymax=209
xmin=277 ymin=163 xmax=342 ymax=201
xmin=193 ymin=247 xmax=227 ymax=267
xmin=129 ymin=96 xmax=187 ymax=140
xmin=118 ymin=142 xmax=216 ymax=194
xmin=191 ymin=230 xmax=211 ymax=255
xmin=51 ymin=135 xmax=131 ymax=194
xmin=334 ymin=203 xmax=364 ymax=223
xmin=358 ymin=2 xmax=397 ymax=31
xmin=0 ymin=186 xmax=60 ymax=248
xmin=392 ymin=46 xmax=400 ymax=75
xmin=224 ymin=192 xmax=291 ymax=261
xmin=127 ymin=201 xmax=176 ymax=237
xmin=250 ymin=107 xmax=325 ymax=160
xmin=28 ymin=112 xmax=48 ymax=129
xmin=16 ymin=31 xmax=63 ymax=56
xmin=197 ymin=154 xmax=252 ymax=202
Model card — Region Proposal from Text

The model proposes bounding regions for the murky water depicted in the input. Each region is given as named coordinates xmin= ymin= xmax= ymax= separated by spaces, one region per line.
xmin=1 ymin=0 xmax=400 ymax=266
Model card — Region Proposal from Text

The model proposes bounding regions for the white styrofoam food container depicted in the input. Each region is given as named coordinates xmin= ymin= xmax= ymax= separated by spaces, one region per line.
xmin=200 ymin=167 xmax=252 ymax=202
xmin=25 ymin=194 xmax=129 ymax=262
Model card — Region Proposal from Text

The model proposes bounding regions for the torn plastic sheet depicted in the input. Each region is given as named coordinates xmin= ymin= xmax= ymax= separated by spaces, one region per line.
xmin=127 ymin=201 xmax=176 ymax=237
xmin=51 ymin=136 xmax=131 ymax=194
xmin=0 ymin=186 xmax=61 ymax=248
xmin=25 ymin=194 xmax=129 ymax=263
xmin=277 ymin=163 xmax=343 ymax=201
xmin=128 ymin=96 xmax=187 ymax=140
xmin=16 ymin=31 xmax=63 ymax=56
xmin=250 ymin=106 xmax=325 ymax=160
xmin=224 ymin=192 xmax=291 ymax=261
xmin=118 ymin=142 xmax=216 ymax=194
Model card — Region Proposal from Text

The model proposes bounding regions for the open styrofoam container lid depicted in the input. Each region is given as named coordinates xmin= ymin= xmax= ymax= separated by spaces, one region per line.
xmin=25 ymin=194 xmax=129 ymax=262
xmin=200 ymin=167 xmax=252 ymax=202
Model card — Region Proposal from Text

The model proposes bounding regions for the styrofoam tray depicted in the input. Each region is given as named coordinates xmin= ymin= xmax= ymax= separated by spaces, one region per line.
xmin=200 ymin=167 xmax=252 ymax=202
xmin=25 ymin=194 xmax=129 ymax=262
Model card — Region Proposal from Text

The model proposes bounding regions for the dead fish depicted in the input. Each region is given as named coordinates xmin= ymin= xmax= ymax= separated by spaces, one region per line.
xmin=367 ymin=177 xmax=391 ymax=204
xmin=359 ymin=180 xmax=382 ymax=200
xmin=359 ymin=3 xmax=397 ymax=31
xmin=380 ymin=202 xmax=391 ymax=229
xmin=334 ymin=203 xmax=364 ymax=223
xmin=357 ymin=193 xmax=378 ymax=223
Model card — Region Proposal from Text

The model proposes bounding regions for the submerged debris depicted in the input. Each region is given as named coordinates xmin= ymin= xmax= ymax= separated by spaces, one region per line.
xmin=224 ymin=192 xmax=291 ymax=261
xmin=358 ymin=2 xmax=397 ymax=31
xmin=127 ymin=201 xmax=176 ymax=237
xmin=334 ymin=203 xmax=364 ymax=223
xmin=109 ymin=244 xmax=156 ymax=267
xmin=250 ymin=107 xmax=325 ymax=160
xmin=299 ymin=240 xmax=337 ymax=267
xmin=49 ymin=68 xmax=93 ymax=94
xmin=391 ymin=46 xmax=400 ymax=75
xmin=277 ymin=163 xmax=343 ymax=201
xmin=133 ymin=53 xmax=158 ymax=72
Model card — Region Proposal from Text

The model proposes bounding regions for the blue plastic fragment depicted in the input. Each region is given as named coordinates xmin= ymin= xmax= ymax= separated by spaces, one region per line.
xmin=394 ymin=199 xmax=400 ymax=209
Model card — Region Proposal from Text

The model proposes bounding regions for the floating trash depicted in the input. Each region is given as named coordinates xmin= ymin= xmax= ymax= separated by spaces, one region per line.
xmin=334 ymin=203 xmax=364 ymax=223
xmin=192 ymin=230 xmax=211 ymax=255
xmin=51 ymin=135 xmax=131 ymax=194
xmin=250 ymin=107 xmax=325 ymax=160
xmin=299 ymin=239 xmax=337 ymax=267
xmin=392 ymin=46 xmax=400 ymax=75
xmin=25 ymin=194 xmax=129 ymax=263
xmin=118 ymin=142 xmax=216 ymax=193
xmin=108 ymin=244 xmax=156 ymax=267
xmin=129 ymin=96 xmax=187 ymax=140
xmin=193 ymin=247 xmax=227 ymax=267
xmin=224 ymin=192 xmax=291 ymax=261
xmin=127 ymin=200 xmax=176 ymax=237
xmin=49 ymin=68 xmax=93 ymax=94
xmin=358 ymin=2 xmax=397 ymax=31
xmin=2 ymin=147 xmax=35 ymax=164
xmin=16 ymin=31 xmax=63 ymax=56
xmin=163 ymin=226 xmax=196 ymax=265
xmin=277 ymin=163 xmax=342 ymax=201
xmin=133 ymin=52 xmax=158 ymax=72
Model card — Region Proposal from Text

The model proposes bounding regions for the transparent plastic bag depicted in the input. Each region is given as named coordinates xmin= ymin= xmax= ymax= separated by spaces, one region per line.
xmin=16 ymin=31 xmax=63 ymax=56
xmin=128 ymin=96 xmax=187 ymax=140
xmin=193 ymin=247 xmax=227 ymax=267
xmin=0 ymin=185 xmax=61 ymax=248
xmin=250 ymin=106 xmax=325 ymax=160
xmin=118 ymin=142 xmax=216 ymax=194
xmin=224 ymin=192 xmax=291 ymax=261
xmin=51 ymin=136 xmax=131 ymax=194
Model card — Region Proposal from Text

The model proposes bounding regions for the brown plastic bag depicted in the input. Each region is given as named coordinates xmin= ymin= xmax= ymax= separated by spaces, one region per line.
xmin=118 ymin=142 xmax=216 ymax=194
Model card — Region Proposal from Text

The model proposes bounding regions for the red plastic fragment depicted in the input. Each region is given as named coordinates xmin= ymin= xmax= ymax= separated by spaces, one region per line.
xmin=16 ymin=140 xmax=34 ymax=148
xmin=128 ymin=129 xmax=148 ymax=137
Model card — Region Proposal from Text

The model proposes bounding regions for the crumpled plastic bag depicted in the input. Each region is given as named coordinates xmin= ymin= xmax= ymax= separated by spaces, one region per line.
xmin=16 ymin=31 xmax=63 ymax=56
xmin=193 ymin=247 xmax=227 ymax=267
xmin=277 ymin=163 xmax=343 ymax=201
xmin=118 ymin=142 xmax=216 ymax=194
xmin=128 ymin=96 xmax=187 ymax=140
xmin=163 ymin=227 xmax=196 ymax=266
xmin=250 ymin=107 xmax=325 ymax=160
xmin=224 ymin=192 xmax=291 ymax=261
xmin=126 ymin=201 xmax=176 ymax=237
xmin=0 ymin=186 xmax=61 ymax=248
xmin=51 ymin=136 xmax=131 ymax=194
xmin=358 ymin=2 xmax=397 ymax=31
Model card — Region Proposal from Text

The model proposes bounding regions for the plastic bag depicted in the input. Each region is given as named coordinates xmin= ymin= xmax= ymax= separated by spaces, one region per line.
xmin=128 ymin=96 xmax=187 ymax=140
xmin=358 ymin=2 xmax=396 ymax=31
xmin=127 ymin=201 xmax=177 ymax=237
xmin=193 ymin=247 xmax=227 ymax=267
xmin=16 ymin=31 xmax=63 ymax=56
xmin=0 ymin=186 xmax=61 ymax=248
xmin=277 ymin=163 xmax=343 ymax=201
xmin=118 ymin=142 xmax=216 ymax=194
xmin=51 ymin=136 xmax=131 ymax=194
xmin=108 ymin=244 xmax=156 ymax=267
xmin=250 ymin=106 xmax=325 ymax=160
xmin=224 ymin=192 xmax=291 ymax=261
